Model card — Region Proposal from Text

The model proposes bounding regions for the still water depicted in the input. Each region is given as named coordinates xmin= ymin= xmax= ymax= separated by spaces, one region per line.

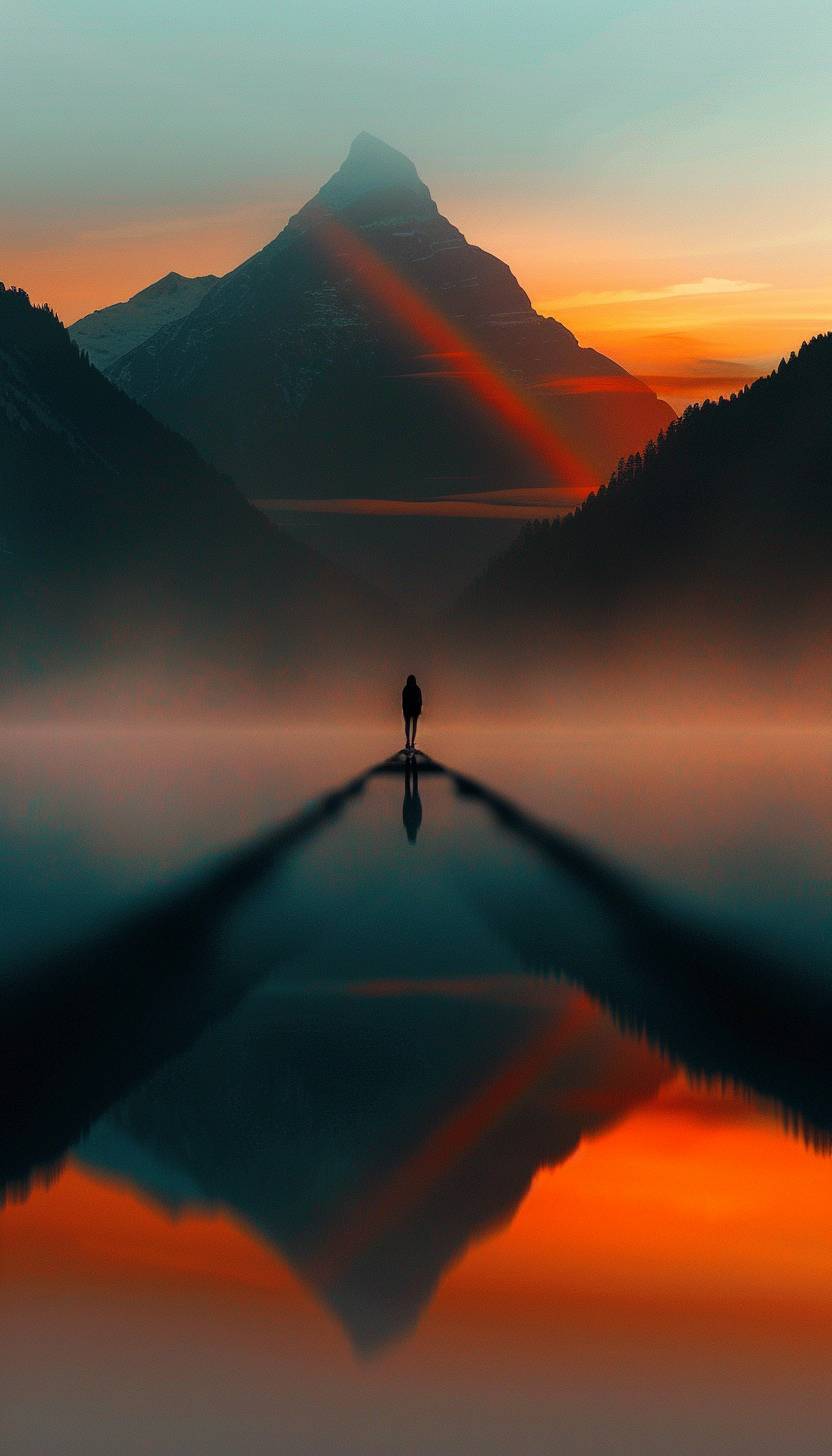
xmin=1 ymin=723 xmax=831 ymax=1454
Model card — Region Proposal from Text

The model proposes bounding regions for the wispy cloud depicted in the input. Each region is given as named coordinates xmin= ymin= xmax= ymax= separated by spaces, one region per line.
xmin=548 ymin=277 xmax=771 ymax=309
xmin=638 ymin=373 xmax=758 ymax=395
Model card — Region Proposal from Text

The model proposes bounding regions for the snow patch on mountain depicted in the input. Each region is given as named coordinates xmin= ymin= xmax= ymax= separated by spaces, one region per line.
xmin=69 ymin=272 xmax=218 ymax=371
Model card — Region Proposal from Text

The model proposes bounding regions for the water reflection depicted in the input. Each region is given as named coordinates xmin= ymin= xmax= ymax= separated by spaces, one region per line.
xmin=402 ymin=756 xmax=423 ymax=844
xmin=0 ymin=769 xmax=369 ymax=1198
xmin=2 ymin=752 xmax=831 ymax=1355
xmin=449 ymin=766 xmax=832 ymax=1146
xmin=78 ymin=979 xmax=666 ymax=1351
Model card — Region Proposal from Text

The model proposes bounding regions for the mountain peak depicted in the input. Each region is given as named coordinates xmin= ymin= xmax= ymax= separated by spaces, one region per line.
xmin=308 ymin=133 xmax=436 ymax=218
xmin=346 ymin=131 xmax=414 ymax=167
xmin=68 ymin=272 xmax=219 ymax=370
xmin=135 ymin=271 xmax=218 ymax=303
xmin=108 ymin=139 xmax=675 ymax=504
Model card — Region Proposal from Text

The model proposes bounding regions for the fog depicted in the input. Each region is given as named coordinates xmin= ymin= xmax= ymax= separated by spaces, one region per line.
xmin=2 ymin=626 xmax=830 ymax=726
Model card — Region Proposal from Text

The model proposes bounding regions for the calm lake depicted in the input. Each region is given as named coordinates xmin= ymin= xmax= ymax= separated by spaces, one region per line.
xmin=2 ymin=722 xmax=831 ymax=1455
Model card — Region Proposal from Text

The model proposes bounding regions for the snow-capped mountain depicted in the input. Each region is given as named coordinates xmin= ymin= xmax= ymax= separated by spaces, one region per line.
xmin=69 ymin=271 xmax=218 ymax=371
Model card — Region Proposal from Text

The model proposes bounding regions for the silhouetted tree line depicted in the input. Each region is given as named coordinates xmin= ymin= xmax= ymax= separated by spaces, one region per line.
xmin=458 ymin=335 xmax=832 ymax=672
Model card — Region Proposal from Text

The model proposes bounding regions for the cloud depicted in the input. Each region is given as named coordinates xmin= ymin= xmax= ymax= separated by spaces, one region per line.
xmin=638 ymin=373 xmax=758 ymax=395
xmin=635 ymin=356 xmax=763 ymax=397
xmin=535 ymin=374 xmax=649 ymax=394
xmin=254 ymin=495 xmax=573 ymax=519
xmin=548 ymin=277 xmax=771 ymax=309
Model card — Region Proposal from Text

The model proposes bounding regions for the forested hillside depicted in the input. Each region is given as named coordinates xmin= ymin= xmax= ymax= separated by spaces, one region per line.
xmin=455 ymin=338 xmax=832 ymax=706
xmin=0 ymin=285 xmax=390 ymax=708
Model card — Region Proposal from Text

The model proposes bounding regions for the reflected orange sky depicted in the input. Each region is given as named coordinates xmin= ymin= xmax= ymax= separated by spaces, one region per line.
xmin=6 ymin=1072 xmax=832 ymax=1359
xmin=445 ymin=1076 xmax=832 ymax=1325
xmin=7 ymin=1038 xmax=832 ymax=1456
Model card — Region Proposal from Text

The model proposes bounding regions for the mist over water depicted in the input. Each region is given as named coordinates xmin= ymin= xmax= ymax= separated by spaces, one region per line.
xmin=2 ymin=716 xmax=828 ymax=960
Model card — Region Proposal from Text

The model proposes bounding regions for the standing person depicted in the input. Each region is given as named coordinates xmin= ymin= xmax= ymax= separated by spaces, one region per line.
xmin=402 ymin=674 xmax=422 ymax=754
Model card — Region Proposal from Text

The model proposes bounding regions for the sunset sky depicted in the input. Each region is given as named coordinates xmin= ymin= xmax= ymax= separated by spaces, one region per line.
xmin=3 ymin=0 xmax=831 ymax=407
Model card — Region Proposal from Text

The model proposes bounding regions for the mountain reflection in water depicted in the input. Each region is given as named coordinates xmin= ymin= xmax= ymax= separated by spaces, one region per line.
xmin=2 ymin=750 xmax=831 ymax=1353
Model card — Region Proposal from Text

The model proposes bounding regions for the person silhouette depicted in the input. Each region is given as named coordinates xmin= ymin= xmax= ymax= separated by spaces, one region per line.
xmin=402 ymin=759 xmax=423 ymax=844
xmin=402 ymin=674 xmax=422 ymax=754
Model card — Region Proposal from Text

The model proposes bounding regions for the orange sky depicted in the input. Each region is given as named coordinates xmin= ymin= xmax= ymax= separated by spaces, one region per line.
xmin=3 ymin=0 xmax=830 ymax=428
xmin=5 ymin=185 xmax=830 ymax=415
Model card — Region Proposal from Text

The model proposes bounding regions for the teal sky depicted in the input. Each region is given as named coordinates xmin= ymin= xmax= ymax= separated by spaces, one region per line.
xmin=5 ymin=0 xmax=830 ymax=199
xmin=3 ymin=0 xmax=831 ymax=383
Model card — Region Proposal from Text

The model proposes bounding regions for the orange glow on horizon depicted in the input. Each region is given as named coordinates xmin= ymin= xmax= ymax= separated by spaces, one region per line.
xmin=7 ymin=188 xmax=827 ymax=398
xmin=2 ymin=197 xmax=291 ymax=327
xmin=531 ymin=369 xmax=764 ymax=414
xmin=637 ymin=373 xmax=758 ymax=395
xmin=536 ymin=374 xmax=651 ymax=395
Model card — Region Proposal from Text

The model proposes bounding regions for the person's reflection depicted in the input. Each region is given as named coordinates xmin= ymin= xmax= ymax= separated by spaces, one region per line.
xmin=402 ymin=760 xmax=423 ymax=844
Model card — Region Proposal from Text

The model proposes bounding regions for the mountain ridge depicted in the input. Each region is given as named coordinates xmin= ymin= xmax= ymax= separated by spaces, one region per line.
xmin=0 ymin=283 xmax=392 ymax=706
xmin=69 ymin=271 xmax=218 ymax=372
xmin=453 ymin=335 xmax=832 ymax=707
xmin=107 ymin=135 xmax=674 ymax=501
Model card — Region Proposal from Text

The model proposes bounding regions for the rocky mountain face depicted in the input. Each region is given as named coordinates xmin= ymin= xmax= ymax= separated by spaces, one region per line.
xmin=0 ymin=283 xmax=390 ymax=705
xmin=69 ymin=271 xmax=218 ymax=371
xmin=108 ymin=134 xmax=674 ymax=500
